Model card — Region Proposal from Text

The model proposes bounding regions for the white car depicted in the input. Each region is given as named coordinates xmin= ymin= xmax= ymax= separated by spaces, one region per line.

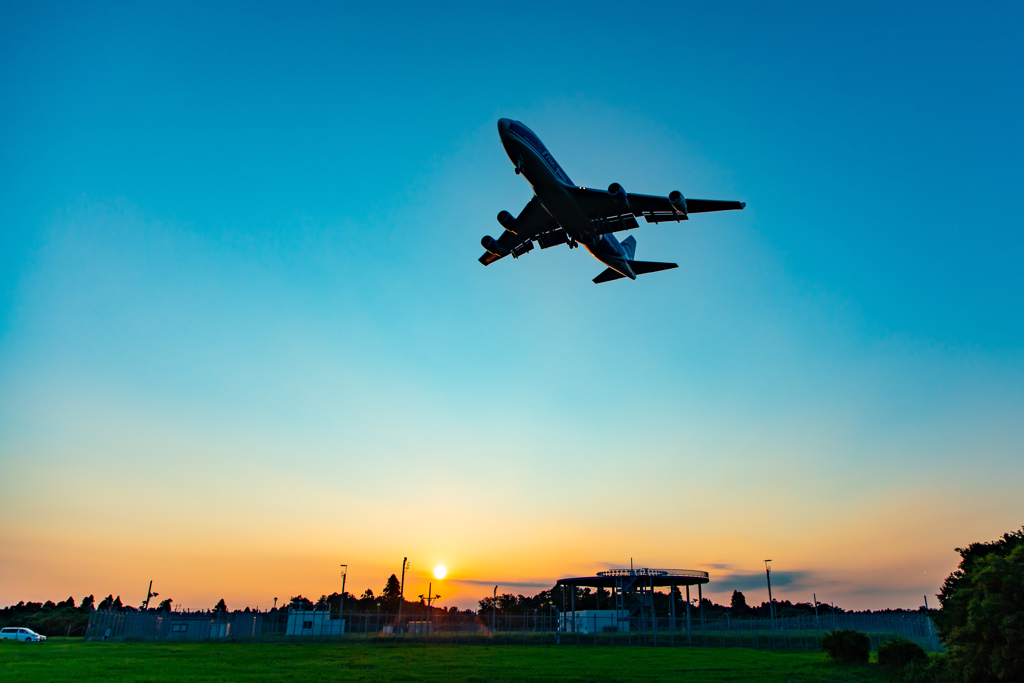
xmin=0 ymin=627 xmax=46 ymax=642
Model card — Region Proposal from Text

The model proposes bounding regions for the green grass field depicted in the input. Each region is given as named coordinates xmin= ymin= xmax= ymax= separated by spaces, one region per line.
xmin=0 ymin=638 xmax=896 ymax=682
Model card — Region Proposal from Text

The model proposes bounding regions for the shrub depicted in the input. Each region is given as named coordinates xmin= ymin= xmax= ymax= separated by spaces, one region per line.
xmin=878 ymin=637 xmax=928 ymax=669
xmin=901 ymin=655 xmax=957 ymax=683
xmin=819 ymin=629 xmax=870 ymax=664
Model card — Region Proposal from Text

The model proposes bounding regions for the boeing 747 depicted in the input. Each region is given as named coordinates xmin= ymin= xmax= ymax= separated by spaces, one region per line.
xmin=479 ymin=119 xmax=745 ymax=283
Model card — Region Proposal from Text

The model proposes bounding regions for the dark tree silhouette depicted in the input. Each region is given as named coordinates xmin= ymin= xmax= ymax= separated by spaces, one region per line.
xmin=290 ymin=595 xmax=314 ymax=610
xmin=381 ymin=575 xmax=401 ymax=612
xmin=731 ymin=590 xmax=749 ymax=612
xmin=935 ymin=527 xmax=1024 ymax=682
xmin=157 ymin=598 xmax=173 ymax=612
xmin=213 ymin=599 xmax=227 ymax=613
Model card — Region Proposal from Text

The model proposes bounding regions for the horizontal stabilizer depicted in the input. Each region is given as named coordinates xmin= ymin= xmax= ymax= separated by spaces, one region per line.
xmin=631 ymin=260 xmax=678 ymax=276
xmin=593 ymin=268 xmax=626 ymax=284
xmin=593 ymin=260 xmax=678 ymax=284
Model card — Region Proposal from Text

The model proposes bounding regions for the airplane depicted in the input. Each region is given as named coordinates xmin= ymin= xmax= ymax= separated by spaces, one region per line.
xmin=479 ymin=119 xmax=746 ymax=283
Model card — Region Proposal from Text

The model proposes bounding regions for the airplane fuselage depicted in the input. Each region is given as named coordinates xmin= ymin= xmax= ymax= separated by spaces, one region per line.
xmin=498 ymin=118 xmax=637 ymax=279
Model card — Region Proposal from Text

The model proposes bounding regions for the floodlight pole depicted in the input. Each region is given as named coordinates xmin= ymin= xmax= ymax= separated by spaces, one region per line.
xmin=765 ymin=560 xmax=776 ymax=630
xmin=398 ymin=557 xmax=409 ymax=632
xmin=339 ymin=565 xmax=348 ymax=633
xmin=142 ymin=580 xmax=158 ymax=611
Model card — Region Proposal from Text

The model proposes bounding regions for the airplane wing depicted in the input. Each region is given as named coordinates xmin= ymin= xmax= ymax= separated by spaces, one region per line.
xmin=569 ymin=187 xmax=745 ymax=230
xmin=478 ymin=196 xmax=561 ymax=265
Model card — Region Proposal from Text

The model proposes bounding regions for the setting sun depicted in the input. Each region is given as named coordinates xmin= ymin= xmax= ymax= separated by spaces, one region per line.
xmin=433 ymin=564 xmax=447 ymax=580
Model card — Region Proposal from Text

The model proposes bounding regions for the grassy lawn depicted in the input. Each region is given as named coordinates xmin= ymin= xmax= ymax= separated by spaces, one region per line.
xmin=0 ymin=638 xmax=894 ymax=682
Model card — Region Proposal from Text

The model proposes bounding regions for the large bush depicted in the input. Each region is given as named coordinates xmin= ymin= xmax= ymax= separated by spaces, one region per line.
xmin=819 ymin=629 xmax=870 ymax=664
xmin=935 ymin=527 xmax=1024 ymax=682
xmin=878 ymin=636 xmax=928 ymax=670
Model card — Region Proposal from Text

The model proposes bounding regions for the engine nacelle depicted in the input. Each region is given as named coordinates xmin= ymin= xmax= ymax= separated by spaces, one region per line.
xmin=668 ymin=190 xmax=688 ymax=215
xmin=608 ymin=182 xmax=630 ymax=210
xmin=481 ymin=235 xmax=506 ymax=256
xmin=497 ymin=210 xmax=517 ymax=234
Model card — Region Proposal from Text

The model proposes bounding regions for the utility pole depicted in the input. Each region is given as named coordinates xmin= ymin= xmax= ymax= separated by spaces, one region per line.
xmin=764 ymin=560 xmax=775 ymax=630
xmin=418 ymin=583 xmax=441 ymax=620
xmin=492 ymin=585 xmax=498 ymax=634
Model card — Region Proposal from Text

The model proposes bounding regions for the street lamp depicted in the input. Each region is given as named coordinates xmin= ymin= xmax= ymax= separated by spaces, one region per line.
xmin=765 ymin=559 xmax=776 ymax=628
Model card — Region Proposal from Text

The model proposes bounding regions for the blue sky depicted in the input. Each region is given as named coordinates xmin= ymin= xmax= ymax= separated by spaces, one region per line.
xmin=1 ymin=1 xmax=1021 ymax=610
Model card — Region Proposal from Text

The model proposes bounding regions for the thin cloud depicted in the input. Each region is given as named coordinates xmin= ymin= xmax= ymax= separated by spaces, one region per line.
xmin=714 ymin=570 xmax=814 ymax=592
xmin=701 ymin=563 xmax=735 ymax=571
xmin=449 ymin=579 xmax=553 ymax=589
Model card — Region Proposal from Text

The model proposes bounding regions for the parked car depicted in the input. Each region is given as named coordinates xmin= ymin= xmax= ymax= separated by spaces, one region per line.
xmin=0 ymin=627 xmax=46 ymax=642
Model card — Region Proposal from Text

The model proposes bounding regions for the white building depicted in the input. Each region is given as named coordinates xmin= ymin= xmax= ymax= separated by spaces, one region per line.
xmin=559 ymin=610 xmax=629 ymax=634
xmin=285 ymin=611 xmax=345 ymax=636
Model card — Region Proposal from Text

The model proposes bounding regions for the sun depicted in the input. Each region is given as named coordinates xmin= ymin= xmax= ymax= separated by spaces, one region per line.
xmin=433 ymin=564 xmax=447 ymax=580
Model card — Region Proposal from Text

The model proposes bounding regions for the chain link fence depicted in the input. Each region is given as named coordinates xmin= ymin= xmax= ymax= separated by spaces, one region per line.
xmin=87 ymin=609 xmax=941 ymax=651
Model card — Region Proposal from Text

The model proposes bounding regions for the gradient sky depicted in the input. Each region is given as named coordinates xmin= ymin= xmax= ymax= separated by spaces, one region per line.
xmin=1 ymin=1 xmax=1022 ymax=612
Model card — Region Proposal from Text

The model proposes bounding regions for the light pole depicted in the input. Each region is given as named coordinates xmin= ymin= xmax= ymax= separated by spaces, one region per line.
xmin=142 ymin=580 xmax=158 ymax=611
xmin=339 ymin=565 xmax=348 ymax=634
xmin=764 ymin=559 xmax=776 ymax=629
xmin=397 ymin=557 xmax=409 ymax=632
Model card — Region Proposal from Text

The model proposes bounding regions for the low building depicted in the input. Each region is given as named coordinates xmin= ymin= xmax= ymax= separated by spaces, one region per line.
xmin=406 ymin=621 xmax=433 ymax=636
xmin=285 ymin=610 xmax=345 ymax=636
xmin=559 ymin=610 xmax=629 ymax=633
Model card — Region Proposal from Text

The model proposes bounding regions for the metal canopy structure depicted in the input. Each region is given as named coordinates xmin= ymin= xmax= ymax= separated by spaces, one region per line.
xmin=557 ymin=568 xmax=708 ymax=589
xmin=556 ymin=567 xmax=710 ymax=642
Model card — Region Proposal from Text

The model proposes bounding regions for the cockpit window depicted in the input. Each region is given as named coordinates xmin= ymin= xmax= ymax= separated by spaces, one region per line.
xmin=508 ymin=121 xmax=573 ymax=185
xmin=508 ymin=121 xmax=545 ymax=154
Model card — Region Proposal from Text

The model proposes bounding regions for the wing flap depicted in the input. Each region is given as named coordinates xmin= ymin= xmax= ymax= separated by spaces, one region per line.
xmin=592 ymin=213 xmax=639 ymax=234
xmin=478 ymin=196 xmax=559 ymax=265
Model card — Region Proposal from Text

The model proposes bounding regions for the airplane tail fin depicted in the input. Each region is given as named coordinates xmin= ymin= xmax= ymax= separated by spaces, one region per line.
xmin=621 ymin=235 xmax=637 ymax=261
xmin=592 ymin=260 xmax=678 ymax=284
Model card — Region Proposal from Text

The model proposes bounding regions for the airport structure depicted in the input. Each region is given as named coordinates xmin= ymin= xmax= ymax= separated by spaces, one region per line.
xmin=556 ymin=567 xmax=710 ymax=636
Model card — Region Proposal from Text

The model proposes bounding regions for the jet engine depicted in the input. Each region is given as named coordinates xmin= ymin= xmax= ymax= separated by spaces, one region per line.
xmin=481 ymin=235 xmax=506 ymax=256
xmin=668 ymin=190 xmax=688 ymax=215
xmin=608 ymin=183 xmax=630 ymax=210
xmin=497 ymin=210 xmax=517 ymax=234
